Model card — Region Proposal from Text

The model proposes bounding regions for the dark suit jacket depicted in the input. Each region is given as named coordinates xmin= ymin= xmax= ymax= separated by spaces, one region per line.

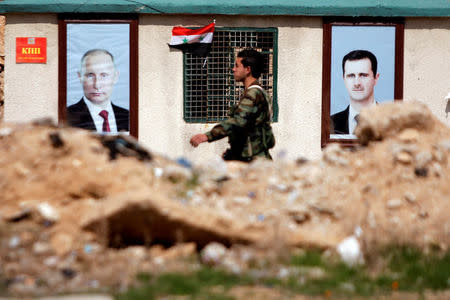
xmin=67 ymin=98 xmax=129 ymax=132
xmin=330 ymin=105 xmax=349 ymax=134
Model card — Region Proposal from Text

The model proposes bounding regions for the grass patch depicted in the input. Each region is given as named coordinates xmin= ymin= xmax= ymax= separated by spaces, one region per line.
xmin=115 ymin=267 xmax=254 ymax=300
xmin=385 ymin=247 xmax=450 ymax=291
xmin=290 ymin=249 xmax=325 ymax=267
xmin=285 ymin=249 xmax=377 ymax=296
xmin=115 ymin=246 xmax=450 ymax=299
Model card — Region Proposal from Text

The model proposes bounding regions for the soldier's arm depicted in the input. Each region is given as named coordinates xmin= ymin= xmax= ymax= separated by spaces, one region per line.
xmin=190 ymin=133 xmax=208 ymax=147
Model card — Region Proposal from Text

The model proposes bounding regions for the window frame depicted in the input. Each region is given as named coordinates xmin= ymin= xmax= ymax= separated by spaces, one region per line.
xmin=183 ymin=27 xmax=278 ymax=123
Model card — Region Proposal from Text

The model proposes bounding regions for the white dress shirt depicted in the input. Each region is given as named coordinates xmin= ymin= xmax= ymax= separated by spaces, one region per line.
xmin=348 ymin=104 xmax=359 ymax=135
xmin=83 ymin=97 xmax=118 ymax=133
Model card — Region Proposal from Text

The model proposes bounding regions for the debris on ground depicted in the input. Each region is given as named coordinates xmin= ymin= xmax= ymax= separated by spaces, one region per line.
xmin=0 ymin=101 xmax=448 ymax=296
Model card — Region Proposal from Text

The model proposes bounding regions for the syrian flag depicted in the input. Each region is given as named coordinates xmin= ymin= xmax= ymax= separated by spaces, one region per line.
xmin=169 ymin=22 xmax=215 ymax=56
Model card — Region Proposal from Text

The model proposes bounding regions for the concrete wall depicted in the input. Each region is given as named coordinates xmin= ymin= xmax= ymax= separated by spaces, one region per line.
xmin=139 ymin=15 xmax=323 ymax=162
xmin=403 ymin=18 xmax=450 ymax=125
xmin=4 ymin=14 xmax=59 ymax=123
xmin=3 ymin=14 xmax=449 ymax=163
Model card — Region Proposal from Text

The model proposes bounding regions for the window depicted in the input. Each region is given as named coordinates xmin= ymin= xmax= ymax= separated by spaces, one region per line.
xmin=183 ymin=28 xmax=278 ymax=123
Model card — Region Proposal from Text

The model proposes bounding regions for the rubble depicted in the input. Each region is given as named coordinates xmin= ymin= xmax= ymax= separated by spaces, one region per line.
xmin=355 ymin=100 xmax=437 ymax=145
xmin=0 ymin=100 xmax=448 ymax=296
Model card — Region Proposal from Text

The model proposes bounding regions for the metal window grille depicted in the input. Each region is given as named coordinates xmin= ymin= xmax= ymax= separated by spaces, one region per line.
xmin=184 ymin=28 xmax=278 ymax=123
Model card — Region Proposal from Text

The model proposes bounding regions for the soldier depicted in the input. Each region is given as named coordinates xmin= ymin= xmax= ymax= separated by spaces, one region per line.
xmin=190 ymin=49 xmax=275 ymax=162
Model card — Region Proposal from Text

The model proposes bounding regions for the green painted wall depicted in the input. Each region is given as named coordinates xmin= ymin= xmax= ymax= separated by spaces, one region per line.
xmin=0 ymin=0 xmax=449 ymax=17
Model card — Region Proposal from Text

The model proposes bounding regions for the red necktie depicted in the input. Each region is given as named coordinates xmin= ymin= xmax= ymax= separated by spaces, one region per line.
xmin=99 ymin=110 xmax=111 ymax=132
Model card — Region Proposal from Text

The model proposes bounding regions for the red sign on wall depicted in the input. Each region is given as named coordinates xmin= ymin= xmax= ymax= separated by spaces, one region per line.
xmin=16 ymin=37 xmax=47 ymax=63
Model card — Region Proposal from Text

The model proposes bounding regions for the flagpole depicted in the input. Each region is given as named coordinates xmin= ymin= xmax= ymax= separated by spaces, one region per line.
xmin=202 ymin=19 xmax=215 ymax=68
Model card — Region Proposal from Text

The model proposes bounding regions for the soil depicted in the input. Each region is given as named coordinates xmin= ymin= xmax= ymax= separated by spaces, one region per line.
xmin=0 ymin=101 xmax=448 ymax=297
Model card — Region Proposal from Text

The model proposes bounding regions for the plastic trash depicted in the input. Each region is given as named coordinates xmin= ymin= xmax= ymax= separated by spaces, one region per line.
xmin=176 ymin=157 xmax=192 ymax=168
xmin=336 ymin=226 xmax=364 ymax=266
xmin=201 ymin=242 xmax=227 ymax=265
xmin=37 ymin=202 xmax=60 ymax=223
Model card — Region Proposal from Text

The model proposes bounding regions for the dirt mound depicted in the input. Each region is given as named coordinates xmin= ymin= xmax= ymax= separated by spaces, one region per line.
xmin=0 ymin=101 xmax=448 ymax=295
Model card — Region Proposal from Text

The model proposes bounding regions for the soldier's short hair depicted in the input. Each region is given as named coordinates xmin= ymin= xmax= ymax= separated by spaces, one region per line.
xmin=237 ymin=49 xmax=265 ymax=79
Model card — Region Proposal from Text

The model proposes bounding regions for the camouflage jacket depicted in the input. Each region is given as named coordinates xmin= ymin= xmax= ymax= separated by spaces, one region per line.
xmin=205 ymin=80 xmax=275 ymax=161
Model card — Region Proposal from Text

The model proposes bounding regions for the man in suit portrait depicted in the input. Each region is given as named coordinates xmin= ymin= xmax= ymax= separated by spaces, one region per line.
xmin=67 ymin=49 xmax=129 ymax=133
xmin=331 ymin=50 xmax=379 ymax=135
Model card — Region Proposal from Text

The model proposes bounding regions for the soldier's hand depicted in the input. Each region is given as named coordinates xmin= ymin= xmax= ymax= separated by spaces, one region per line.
xmin=190 ymin=134 xmax=208 ymax=147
